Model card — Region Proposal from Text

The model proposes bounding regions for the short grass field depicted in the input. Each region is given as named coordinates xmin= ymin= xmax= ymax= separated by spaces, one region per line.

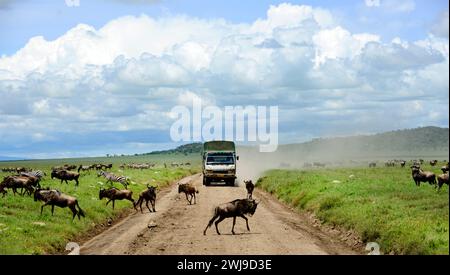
xmin=0 ymin=154 xmax=200 ymax=255
xmin=257 ymin=163 xmax=449 ymax=255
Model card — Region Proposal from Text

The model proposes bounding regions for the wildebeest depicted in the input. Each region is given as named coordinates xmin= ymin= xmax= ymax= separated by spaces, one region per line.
xmin=134 ymin=185 xmax=157 ymax=213
xmin=244 ymin=180 xmax=255 ymax=199
xmin=53 ymin=164 xmax=77 ymax=171
xmin=313 ymin=162 xmax=326 ymax=168
xmin=78 ymin=165 xmax=93 ymax=173
xmin=1 ymin=167 xmax=16 ymax=173
xmin=437 ymin=173 xmax=449 ymax=191
xmin=441 ymin=163 xmax=449 ymax=174
xmin=51 ymin=169 xmax=80 ymax=186
xmin=15 ymin=167 xmax=30 ymax=173
xmin=203 ymin=199 xmax=259 ymax=235
xmin=0 ymin=186 xmax=6 ymax=197
xmin=178 ymin=183 xmax=198 ymax=205
xmin=34 ymin=188 xmax=85 ymax=220
xmin=0 ymin=175 xmax=35 ymax=196
xmin=368 ymin=162 xmax=376 ymax=168
xmin=430 ymin=160 xmax=438 ymax=166
xmin=410 ymin=166 xmax=436 ymax=187
xmin=99 ymin=187 xmax=134 ymax=210
xmin=400 ymin=161 xmax=406 ymax=168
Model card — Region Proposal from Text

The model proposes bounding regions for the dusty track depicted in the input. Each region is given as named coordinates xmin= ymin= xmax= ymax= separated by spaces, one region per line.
xmin=80 ymin=174 xmax=360 ymax=255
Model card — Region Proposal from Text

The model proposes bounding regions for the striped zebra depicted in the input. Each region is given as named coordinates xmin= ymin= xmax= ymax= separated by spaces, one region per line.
xmin=97 ymin=171 xmax=129 ymax=189
xmin=20 ymin=170 xmax=46 ymax=188
xmin=20 ymin=170 xmax=46 ymax=180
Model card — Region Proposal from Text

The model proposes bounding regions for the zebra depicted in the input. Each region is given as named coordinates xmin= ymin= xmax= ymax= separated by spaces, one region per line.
xmin=97 ymin=171 xmax=129 ymax=189
xmin=20 ymin=170 xmax=46 ymax=180
xmin=20 ymin=170 xmax=46 ymax=188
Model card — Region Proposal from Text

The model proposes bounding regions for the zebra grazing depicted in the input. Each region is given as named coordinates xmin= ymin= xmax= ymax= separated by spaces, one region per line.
xmin=97 ymin=171 xmax=129 ymax=189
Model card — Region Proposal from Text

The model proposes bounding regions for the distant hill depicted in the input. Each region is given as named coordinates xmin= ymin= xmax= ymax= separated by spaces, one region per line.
xmin=143 ymin=143 xmax=203 ymax=155
xmin=140 ymin=126 xmax=448 ymax=160
xmin=276 ymin=126 xmax=449 ymax=160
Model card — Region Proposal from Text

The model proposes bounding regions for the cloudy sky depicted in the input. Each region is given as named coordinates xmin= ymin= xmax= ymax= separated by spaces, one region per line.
xmin=0 ymin=0 xmax=448 ymax=159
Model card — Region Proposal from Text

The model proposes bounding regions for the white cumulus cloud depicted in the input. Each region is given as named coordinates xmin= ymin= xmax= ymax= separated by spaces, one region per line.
xmin=0 ymin=3 xmax=447 ymax=157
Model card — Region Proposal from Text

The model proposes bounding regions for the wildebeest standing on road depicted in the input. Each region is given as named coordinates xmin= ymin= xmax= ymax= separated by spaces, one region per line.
xmin=203 ymin=199 xmax=259 ymax=235
xmin=244 ymin=180 xmax=255 ymax=199
xmin=134 ymin=185 xmax=157 ymax=213
xmin=178 ymin=183 xmax=198 ymax=205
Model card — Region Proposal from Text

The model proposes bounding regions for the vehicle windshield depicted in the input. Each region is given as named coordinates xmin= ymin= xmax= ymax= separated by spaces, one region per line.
xmin=206 ymin=154 xmax=235 ymax=165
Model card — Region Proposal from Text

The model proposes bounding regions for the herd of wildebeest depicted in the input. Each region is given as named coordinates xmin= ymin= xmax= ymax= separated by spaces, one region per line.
xmin=369 ymin=159 xmax=449 ymax=191
xmin=300 ymin=159 xmax=449 ymax=191
xmin=0 ymin=158 xmax=448 ymax=236
xmin=0 ymin=163 xmax=164 ymax=220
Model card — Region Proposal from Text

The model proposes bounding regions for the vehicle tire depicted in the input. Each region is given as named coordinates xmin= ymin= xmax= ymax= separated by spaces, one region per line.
xmin=204 ymin=177 xmax=210 ymax=186
xmin=226 ymin=179 xmax=235 ymax=187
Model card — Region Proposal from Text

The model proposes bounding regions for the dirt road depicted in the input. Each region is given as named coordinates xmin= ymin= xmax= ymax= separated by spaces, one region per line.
xmin=80 ymin=174 xmax=360 ymax=255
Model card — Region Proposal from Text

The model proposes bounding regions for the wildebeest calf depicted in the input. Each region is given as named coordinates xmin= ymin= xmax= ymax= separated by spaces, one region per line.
xmin=178 ymin=183 xmax=198 ymax=205
xmin=99 ymin=187 xmax=134 ymax=210
xmin=203 ymin=199 xmax=259 ymax=235
xmin=244 ymin=180 xmax=255 ymax=199
xmin=134 ymin=185 xmax=157 ymax=213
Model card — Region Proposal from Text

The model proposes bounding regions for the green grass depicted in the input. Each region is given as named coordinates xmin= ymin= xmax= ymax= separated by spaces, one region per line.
xmin=257 ymin=163 xmax=449 ymax=255
xmin=0 ymin=155 xmax=200 ymax=255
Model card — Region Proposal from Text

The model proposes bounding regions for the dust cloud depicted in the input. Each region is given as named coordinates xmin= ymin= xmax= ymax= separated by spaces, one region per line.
xmin=235 ymin=136 xmax=449 ymax=186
